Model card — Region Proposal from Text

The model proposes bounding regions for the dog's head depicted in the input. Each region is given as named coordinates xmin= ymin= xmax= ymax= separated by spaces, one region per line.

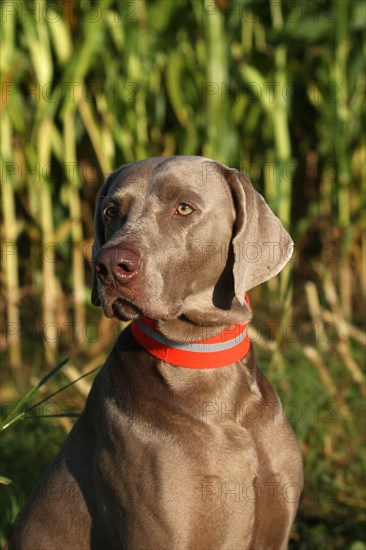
xmin=91 ymin=156 xmax=293 ymax=328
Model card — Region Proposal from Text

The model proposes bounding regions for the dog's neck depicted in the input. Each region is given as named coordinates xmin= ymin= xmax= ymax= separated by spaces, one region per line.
xmin=130 ymin=294 xmax=252 ymax=369
xmin=157 ymin=292 xmax=252 ymax=343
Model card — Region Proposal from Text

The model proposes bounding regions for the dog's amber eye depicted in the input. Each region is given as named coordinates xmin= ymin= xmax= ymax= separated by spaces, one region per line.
xmin=104 ymin=206 xmax=119 ymax=220
xmin=176 ymin=203 xmax=194 ymax=216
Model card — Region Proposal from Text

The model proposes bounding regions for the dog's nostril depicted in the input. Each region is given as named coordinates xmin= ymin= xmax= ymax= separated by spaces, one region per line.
xmin=118 ymin=262 xmax=132 ymax=273
xmin=95 ymin=262 xmax=108 ymax=279
xmin=117 ymin=259 xmax=140 ymax=274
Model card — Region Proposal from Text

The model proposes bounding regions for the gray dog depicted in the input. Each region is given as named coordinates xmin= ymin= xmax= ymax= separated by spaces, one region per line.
xmin=9 ymin=156 xmax=303 ymax=549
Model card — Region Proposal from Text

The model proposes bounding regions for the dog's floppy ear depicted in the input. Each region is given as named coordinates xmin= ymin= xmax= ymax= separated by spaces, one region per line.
xmin=91 ymin=171 xmax=116 ymax=306
xmin=225 ymin=169 xmax=293 ymax=305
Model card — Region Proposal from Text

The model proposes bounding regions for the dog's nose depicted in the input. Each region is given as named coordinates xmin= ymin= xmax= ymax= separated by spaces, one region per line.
xmin=94 ymin=246 xmax=141 ymax=285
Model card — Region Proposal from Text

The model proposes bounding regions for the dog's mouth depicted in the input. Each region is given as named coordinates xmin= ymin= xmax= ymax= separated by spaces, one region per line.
xmin=111 ymin=297 xmax=143 ymax=321
xmin=103 ymin=294 xmax=182 ymax=322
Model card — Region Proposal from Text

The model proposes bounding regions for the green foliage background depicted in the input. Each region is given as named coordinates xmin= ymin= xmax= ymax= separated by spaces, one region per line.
xmin=0 ymin=0 xmax=365 ymax=547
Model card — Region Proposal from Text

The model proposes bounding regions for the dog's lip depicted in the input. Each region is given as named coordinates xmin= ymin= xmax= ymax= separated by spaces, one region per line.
xmin=101 ymin=286 xmax=140 ymax=317
xmin=112 ymin=297 xmax=143 ymax=319
xmin=106 ymin=295 xmax=182 ymax=321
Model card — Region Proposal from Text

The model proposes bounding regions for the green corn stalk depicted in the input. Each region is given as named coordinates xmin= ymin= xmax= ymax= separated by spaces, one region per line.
xmin=203 ymin=0 xmax=230 ymax=163
xmin=333 ymin=0 xmax=353 ymax=320
xmin=127 ymin=51 xmax=148 ymax=160
xmin=1 ymin=3 xmax=21 ymax=368
xmin=15 ymin=1 xmax=59 ymax=362
xmin=64 ymin=113 xmax=86 ymax=346
xmin=269 ymin=0 xmax=293 ymax=227
xmin=78 ymin=95 xmax=111 ymax=175
xmin=166 ymin=50 xmax=198 ymax=154
xmin=1 ymin=113 xmax=21 ymax=368
xmin=334 ymin=0 xmax=351 ymax=228
xmin=38 ymin=119 xmax=58 ymax=364
xmin=269 ymin=0 xmax=294 ymax=328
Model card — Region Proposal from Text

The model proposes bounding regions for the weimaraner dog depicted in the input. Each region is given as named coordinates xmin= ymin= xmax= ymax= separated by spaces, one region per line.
xmin=9 ymin=156 xmax=303 ymax=549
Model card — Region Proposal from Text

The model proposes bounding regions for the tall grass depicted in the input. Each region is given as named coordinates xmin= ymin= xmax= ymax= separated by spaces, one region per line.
xmin=0 ymin=0 xmax=365 ymax=547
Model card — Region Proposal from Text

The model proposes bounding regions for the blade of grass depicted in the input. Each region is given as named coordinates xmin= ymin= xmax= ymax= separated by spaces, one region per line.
xmin=4 ymin=363 xmax=102 ymax=431
xmin=0 ymin=358 xmax=69 ymax=431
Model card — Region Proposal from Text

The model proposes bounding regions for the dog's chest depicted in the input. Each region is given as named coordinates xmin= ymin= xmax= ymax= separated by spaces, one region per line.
xmin=93 ymin=399 xmax=259 ymax=547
